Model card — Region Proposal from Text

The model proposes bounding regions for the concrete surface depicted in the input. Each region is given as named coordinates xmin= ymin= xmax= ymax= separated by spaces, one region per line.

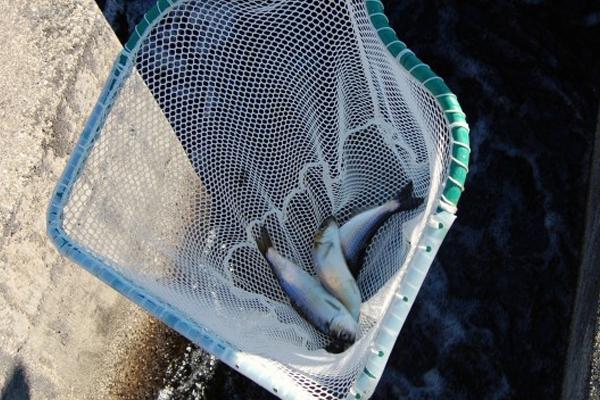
xmin=561 ymin=102 xmax=600 ymax=400
xmin=0 ymin=1 xmax=154 ymax=399
xmin=584 ymin=105 xmax=600 ymax=400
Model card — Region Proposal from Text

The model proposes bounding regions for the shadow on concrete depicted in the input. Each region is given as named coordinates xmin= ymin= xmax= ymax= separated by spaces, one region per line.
xmin=1 ymin=361 xmax=30 ymax=400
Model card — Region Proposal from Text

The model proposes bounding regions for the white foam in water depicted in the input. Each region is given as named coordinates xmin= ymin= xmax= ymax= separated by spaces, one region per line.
xmin=51 ymin=0 xmax=469 ymax=398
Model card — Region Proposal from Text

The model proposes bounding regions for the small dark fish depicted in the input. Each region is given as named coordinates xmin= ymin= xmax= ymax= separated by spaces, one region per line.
xmin=256 ymin=227 xmax=358 ymax=344
xmin=339 ymin=180 xmax=424 ymax=276
xmin=313 ymin=217 xmax=361 ymax=321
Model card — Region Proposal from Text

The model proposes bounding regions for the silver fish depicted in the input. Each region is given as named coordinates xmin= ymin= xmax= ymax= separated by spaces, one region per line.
xmin=339 ymin=180 xmax=424 ymax=276
xmin=313 ymin=217 xmax=362 ymax=321
xmin=256 ymin=227 xmax=358 ymax=344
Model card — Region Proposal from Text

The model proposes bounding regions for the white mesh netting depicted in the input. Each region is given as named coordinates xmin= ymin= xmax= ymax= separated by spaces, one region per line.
xmin=60 ymin=0 xmax=454 ymax=398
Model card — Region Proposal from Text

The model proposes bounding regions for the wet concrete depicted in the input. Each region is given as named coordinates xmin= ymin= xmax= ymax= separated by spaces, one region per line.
xmin=106 ymin=317 xmax=187 ymax=400
xmin=110 ymin=319 xmax=277 ymax=400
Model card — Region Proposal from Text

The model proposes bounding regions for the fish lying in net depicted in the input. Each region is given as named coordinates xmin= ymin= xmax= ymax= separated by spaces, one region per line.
xmin=256 ymin=227 xmax=358 ymax=345
xmin=313 ymin=216 xmax=362 ymax=322
xmin=339 ymin=180 xmax=424 ymax=277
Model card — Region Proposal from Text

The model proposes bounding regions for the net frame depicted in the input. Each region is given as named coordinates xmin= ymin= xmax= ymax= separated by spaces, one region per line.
xmin=47 ymin=0 xmax=470 ymax=399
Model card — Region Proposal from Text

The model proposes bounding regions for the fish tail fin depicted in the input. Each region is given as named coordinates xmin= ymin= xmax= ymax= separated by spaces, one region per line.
xmin=255 ymin=226 xmax=273 ymax=256
xmin=324 ymin=215 xmax=338 ymax=225
xmin=320 ymin=215 xmax=338 ymax=229
xmin=393 ymin=180 xmax=425 ymax=212
xmin=315 ymin=216 xmax=338 ymax=242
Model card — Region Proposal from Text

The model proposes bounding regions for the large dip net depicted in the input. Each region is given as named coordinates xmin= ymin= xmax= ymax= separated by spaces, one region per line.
xmin=47 ymin=0 xmax=470 ymax=399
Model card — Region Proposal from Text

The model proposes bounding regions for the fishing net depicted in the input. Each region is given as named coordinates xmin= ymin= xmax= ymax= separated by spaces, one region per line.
xmin=47 ymin=0 xmax=469 ymax=399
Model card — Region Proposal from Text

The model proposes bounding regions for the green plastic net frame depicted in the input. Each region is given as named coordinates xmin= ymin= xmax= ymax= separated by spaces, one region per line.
xmin=47 ymin=1 xmax=470 ymax=399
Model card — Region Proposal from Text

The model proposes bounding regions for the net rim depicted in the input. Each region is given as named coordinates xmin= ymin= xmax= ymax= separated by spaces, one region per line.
xmin=365 ymin=0 xmax=470 ymax=212
xmin=46 ymin=1 xmax=471 ymax=399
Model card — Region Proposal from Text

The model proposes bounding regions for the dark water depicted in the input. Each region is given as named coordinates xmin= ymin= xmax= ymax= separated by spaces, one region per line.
xmin=96 ymin=0 xmax=600 ymax=399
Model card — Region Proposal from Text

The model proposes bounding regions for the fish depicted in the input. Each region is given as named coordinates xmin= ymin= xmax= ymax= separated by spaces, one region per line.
xmin=256 ymin=227 xmax=358 ymax=345
xmin=313 ymin=217 xmax=362 ymax=321
xmin=339 ymin=180 xmax=424 ymax=277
